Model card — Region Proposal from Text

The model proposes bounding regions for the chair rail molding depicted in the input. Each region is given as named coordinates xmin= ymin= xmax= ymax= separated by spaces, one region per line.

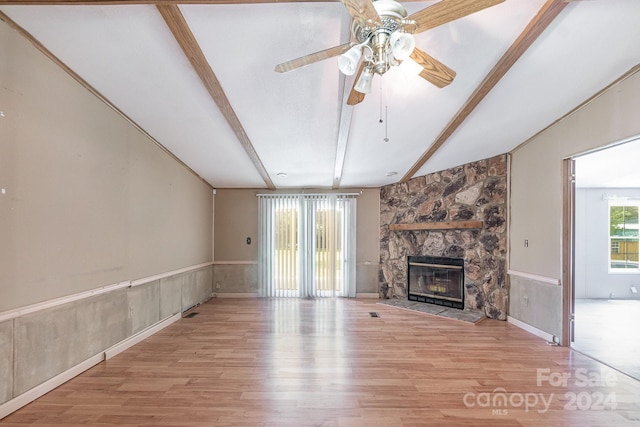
xmin=507 ymin=269 xmax=561 ymax=286
xmin=0 ymin=261 xmax=214 ymax=323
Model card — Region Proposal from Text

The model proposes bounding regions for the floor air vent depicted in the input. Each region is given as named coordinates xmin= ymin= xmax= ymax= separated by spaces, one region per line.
xmin=184 ymin=312 xmax=199 ymax=318
xmin=369 ymin=312 xmax=379 ymax=318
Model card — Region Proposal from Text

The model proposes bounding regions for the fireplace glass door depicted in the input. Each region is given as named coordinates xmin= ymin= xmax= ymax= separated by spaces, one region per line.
xmin=407 ymin=256 xmax=464 ymax=309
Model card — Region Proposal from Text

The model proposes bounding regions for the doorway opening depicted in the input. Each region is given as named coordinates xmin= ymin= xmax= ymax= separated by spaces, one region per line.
xmin=567 ymin=137 xmax=640 ymax=380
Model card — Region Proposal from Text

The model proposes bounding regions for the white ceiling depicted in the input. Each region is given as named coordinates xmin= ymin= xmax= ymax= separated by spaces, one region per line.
xmin=575 ymin=137 xmax=640 ymax=188
xmin=2 ymin=0 xmax=640 ymax=190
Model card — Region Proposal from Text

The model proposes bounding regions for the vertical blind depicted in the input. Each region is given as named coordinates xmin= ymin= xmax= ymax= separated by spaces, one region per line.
xmin=258 ymin=194 xmax=357 ymax=298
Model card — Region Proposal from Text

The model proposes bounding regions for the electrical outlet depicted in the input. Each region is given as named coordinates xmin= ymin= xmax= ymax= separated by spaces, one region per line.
xmin=524 ymin=239 xmax=529 ymax=247
xmin=129 ymin=307 xmax=134 ymax=317
xmin=216 ymin=283 xmax=221 ymax=289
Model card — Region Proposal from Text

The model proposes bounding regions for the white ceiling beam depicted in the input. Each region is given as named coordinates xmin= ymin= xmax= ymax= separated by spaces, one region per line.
xmin=332 ymin=12 xmax=357 ymax=189
xmin=333 ymin=76 xmax=356 ymax=189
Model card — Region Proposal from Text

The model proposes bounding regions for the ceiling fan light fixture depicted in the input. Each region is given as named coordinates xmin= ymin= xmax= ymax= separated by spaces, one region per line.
xmin=354 ymin=66 xmax=374 ymax=94
xmin=389 ymin=31 xmax=415 ymax=61
xmin=338 ymin=45 xmax=363 ymax=76
xmin=399 ymin=56 xmax=423 ymax=77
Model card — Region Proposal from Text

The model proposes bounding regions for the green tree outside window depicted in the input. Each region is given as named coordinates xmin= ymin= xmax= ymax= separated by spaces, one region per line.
xmin=609 ymin=205 xmax=639 ymax=270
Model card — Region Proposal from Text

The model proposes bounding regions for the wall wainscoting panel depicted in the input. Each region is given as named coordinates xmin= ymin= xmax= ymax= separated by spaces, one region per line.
xmin=0 ymin=320 xmax=13 ymax=404
xmin=508 ymin=273 xmax=562 ymax=338
xmin=14 ymin=289 xmax=130 ymax=396
xmin=213 ymin=262 xmax=258 ymax=295
xmin=0 ymin=264 xmax=213 ymax=419
xmin=356 ymin=262 xmax=380 ymax=295
xmin=211 ymin=261 xmax=378 ymax=298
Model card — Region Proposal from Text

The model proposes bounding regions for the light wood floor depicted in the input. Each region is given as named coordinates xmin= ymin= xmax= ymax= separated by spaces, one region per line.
xmin=573 ymin=299 xmax=640 ymax=381
xmin=2 ymin=298 xmax=640 ymax=426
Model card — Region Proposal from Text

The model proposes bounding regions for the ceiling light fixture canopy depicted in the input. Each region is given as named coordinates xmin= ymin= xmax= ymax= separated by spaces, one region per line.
xmin=338 ymin=0 xmax=417 ymax=81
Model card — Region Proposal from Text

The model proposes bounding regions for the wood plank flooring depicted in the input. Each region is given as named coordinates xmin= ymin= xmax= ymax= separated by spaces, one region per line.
xmin=2 ymin=298 xmax=640 ymax=426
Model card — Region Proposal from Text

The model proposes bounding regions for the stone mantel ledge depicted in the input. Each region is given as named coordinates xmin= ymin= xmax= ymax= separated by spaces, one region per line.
xmin=388 ymin=220 xmax=484 ymax=231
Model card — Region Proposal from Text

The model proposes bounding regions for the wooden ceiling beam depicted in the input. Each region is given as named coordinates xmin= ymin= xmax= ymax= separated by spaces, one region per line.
xmin=401 ymin=0 xmax=569 ymax=182
xmin=0 ymin=0 xmax=339 ymax=4
xmin=332 ymin=12 xmax=357 ymax=189
xmin=157 ymin=4 xmax=275 ymax=189
xmin=333 ymin=69 xmax=358 ymax=189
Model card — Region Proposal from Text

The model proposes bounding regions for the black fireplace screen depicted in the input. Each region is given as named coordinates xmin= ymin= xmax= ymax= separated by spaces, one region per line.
xmin=407 ymin=256 xmax=464 ymax=309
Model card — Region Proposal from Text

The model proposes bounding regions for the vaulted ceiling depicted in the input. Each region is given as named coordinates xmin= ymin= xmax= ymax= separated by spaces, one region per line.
xmin=1 ymin=0 xmax=639 ymax=189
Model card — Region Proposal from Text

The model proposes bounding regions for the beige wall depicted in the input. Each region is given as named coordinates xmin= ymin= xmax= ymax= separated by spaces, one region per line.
xmin=356 ymin=188 xmax=381 ymax=265
xmin=0 ymin=19 xmax=213 ymax=312
xmin=355 ymin=188 xmax=381 ymax=294
xmin=509 ymin=68 xmax=640 ymax=337
xmin=214 ymin=189 xmax=259 ymax=261
xmin=511 ymin=69 xmax=640 ymax=278
xmin=213 ymin=188 xmax=380 ymax=294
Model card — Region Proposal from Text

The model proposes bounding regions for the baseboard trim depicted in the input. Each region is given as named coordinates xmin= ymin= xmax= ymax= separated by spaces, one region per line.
xmin=507 ymin=316 xmax=554 ymax=342
xmin=0 ymin=352 xmax=103 ymax=420
xmin=104 ymin=313 xmax=181 ymax=360
xmin=216 ymin=293 xmax=258 ymax=298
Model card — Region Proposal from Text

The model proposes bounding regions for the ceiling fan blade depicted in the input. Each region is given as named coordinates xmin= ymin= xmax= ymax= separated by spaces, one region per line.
xmin=407 ymin=0 xmax=505 ymax=34
xmin=275 ymin=43 xmax=354 ymax=73
xmin=347 ymin=63 xmax=366 ymax=106
xmin=410 ymin=48 xmax=456 ymax=88
xmin=340 ymin=0 xmax=382 ymax=27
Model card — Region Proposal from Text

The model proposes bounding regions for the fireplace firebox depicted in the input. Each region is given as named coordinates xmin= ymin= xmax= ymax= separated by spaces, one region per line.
xmin=407 ymin=256 xmax=464 ymax=310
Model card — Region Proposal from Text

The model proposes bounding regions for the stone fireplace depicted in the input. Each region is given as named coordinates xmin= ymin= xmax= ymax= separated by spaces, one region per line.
xmin=407 ymin=256 xmax=464 ymax=309
xmin=379 ymin=154 xmax=508 ymax=320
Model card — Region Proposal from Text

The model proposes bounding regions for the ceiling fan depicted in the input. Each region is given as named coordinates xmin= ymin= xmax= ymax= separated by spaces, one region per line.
xmin=275 ymin=0 xmax=505 ymax=105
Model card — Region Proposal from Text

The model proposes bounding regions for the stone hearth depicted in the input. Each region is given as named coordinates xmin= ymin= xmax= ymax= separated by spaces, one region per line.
xmin=379 ymin=155 xmax=508 ymax=320
xmin=378 ymin=299 xmax=485 ymax=323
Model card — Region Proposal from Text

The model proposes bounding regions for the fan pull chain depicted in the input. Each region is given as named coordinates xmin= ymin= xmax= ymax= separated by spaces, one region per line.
xmin=378 ymin=76 xmax=389 ymax=142
xmin=384 ymin=106 xmax=389 ymax=142
xmin=379 ymin=82 xmax=384 ymax=124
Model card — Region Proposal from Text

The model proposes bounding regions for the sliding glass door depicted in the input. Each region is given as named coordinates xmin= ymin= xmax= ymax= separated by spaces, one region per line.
xmin=258 ymin=194 xmax=357 ymax=298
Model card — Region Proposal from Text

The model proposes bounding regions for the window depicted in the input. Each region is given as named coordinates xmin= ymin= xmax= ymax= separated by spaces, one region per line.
xmin=609 ymin=203 xmax=639 ymax=271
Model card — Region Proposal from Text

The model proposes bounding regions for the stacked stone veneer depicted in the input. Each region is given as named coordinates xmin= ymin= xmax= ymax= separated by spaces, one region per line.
xmin=379 ymin=154 xmax=508 ymax=320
